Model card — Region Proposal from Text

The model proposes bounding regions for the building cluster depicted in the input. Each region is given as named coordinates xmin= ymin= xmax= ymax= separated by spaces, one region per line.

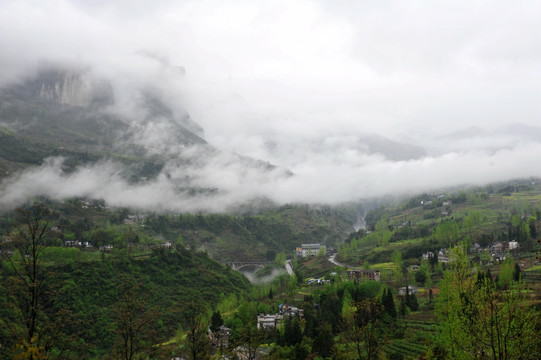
xmin=470 ymin=240 xmax=519 ymax=263
xmin=422 ymin=249 xmax=451 ymax=263
xmin=346 ymin=269 xmax=381 ymax=282
xmin=122 ymin=214 xmax=147 ymax=225
xmin=295 ymin=243 xmax=326 ymax=258
xmin=257 ymin=304 xmax=303 ymax=330
xmin=306 ymin=278 xmax=331 ymax=285
xmin=423 ymin=240 xmax=520 ymax=264
xmin=64 ymin=240 xmax=93 ymax=248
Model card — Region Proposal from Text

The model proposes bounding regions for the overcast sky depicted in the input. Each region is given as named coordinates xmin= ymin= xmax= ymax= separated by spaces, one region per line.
xmin=1 ymin=0 xmax=540 ymax=211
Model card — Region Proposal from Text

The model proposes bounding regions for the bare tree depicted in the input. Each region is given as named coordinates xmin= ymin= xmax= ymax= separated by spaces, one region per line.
xmin=1 ymin=202 xmax=55 ymax=358
xmin=110 ymin=276 xmax=160 ymax=360
xmin=183 ymin=302 xmax=211 ymax=360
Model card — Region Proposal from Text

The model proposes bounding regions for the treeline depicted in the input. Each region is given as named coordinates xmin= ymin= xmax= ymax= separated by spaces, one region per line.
xmin=0 ymin=198 xmax=355 ymax=262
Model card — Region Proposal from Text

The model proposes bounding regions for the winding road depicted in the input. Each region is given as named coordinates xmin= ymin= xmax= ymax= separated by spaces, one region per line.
xmin=328 ymin=252 xmax=345 ymax=267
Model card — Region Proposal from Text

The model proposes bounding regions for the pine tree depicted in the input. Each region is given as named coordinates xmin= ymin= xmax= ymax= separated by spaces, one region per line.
xmin=381 ymin=289 xmax=396 ymax=319
xmin=387 ymin=289 xmax=397 ymax=318
xmin=312 ymin=323 xmax=334 ymax=358
xmin=210 ymin=311 xmax=223 ymax=333
xmin=284 ymin=316 xmax=302 ymax=346
xmin=513 ymin=263 xmax=522 ymax=282
xmin=406 ymin=292 xmax=418 ymax=312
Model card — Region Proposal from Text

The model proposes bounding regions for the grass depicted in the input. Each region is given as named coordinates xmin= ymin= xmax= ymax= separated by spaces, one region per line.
xmin=524 ymin=264 xmax=541 ymax=272
xmin=371 ymin=262 xmax=397 ymax=270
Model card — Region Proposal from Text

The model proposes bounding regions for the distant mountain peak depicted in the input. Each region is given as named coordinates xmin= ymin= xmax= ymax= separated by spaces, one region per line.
xmin=439 ymin=126 xmax=489 ymax=140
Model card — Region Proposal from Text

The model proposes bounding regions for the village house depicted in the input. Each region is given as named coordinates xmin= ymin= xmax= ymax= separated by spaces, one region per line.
xmin=295 ymin=243 xmax=326 ymax=258
xmin=398 ymin=285 xmax=418 ymax=296
xmin=470 ymin=243 xmax=482 ymax=253
xmin=64 ymin=240 xmax=93 ymax=248
xmin=257 ymin=314 xmax=282 ymax=329
xmin=257 ymin=304 xmax=304 ymax=330
xmin=347 ymin=269 xmax=381 ymax=282
xmin=490 ymin=241 xmax=505 ymax=253
xmin=437 ymin=249 xmax=449 ymax=263
xmin=99 ymin=244 xmax=114 ymax=252
xmin=279 ymin=304 xmax=303 ymax=317
xmin=64 ymin=240 xmax=81 ymax=247
xmin=307 ymin=278 xmax=331 ymax=285
xmin=208 ymin=325 xmax=232 ymax=349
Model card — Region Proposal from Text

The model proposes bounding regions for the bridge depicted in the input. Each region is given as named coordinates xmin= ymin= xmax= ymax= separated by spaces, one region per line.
xmin=226 ymin=261 xmax=274 ymax=271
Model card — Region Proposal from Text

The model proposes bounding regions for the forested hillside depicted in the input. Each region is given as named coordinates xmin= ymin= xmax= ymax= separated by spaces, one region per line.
xmin=337 ymin=178 xmax=541 ymax=267
xmin=0 ymin=199 xmax=357 ymax=263
xmin=1 ymin=179 xmax=540 ymax=359
xmin=0 ymin=203 xmax=251 ymax=359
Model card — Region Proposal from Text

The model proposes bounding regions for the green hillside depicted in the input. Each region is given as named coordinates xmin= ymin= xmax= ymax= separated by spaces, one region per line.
xmin=337 ymin=178 xmax=541 ymax=268
xmin=0 ymin=239 xmax=251 ymax=359
xmin=0 ymin=199 xmax=355 ymax=263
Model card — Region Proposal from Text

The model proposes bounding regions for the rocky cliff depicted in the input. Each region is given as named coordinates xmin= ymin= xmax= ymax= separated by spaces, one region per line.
xmin=32 ymin=69 xmax=113 ymax=108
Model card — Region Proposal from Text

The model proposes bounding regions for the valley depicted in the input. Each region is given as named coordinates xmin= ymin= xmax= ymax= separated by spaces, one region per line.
xmin=1 ymin=177 xmax=540 ymax=359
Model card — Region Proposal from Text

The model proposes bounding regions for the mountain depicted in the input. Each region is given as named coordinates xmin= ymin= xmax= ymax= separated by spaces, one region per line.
xmin=439 ymin=126 xmax=490 ymax=140
xmin=494 ymin=123 xmax=541 ymax=142
xmin=0 ymin=67 xmax=289 ymax=198
xmin=356 ymin=133 xmax=426 ymax=161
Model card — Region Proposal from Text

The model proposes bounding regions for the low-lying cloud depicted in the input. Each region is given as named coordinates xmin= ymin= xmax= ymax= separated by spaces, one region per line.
xmin=0 ymin=0 xmax=540 ymax=212
xmin=2 ymin=141 xmax=540 ymax=212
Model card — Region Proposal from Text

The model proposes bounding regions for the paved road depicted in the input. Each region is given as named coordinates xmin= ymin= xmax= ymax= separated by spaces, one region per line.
xmin=285 ymin=260 xmax=294 ymax=276
xmin=328 ymin=252 xmax=345 ymax=267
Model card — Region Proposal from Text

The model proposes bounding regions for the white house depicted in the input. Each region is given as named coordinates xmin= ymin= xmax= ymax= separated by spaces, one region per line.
xmin=398 ymin=285 xmax=418 ymax=296
xmin=295 ymin=243 xmax=326 ymax=257
xmin=257 ymin=314 xmax=282 ymax=329
xmin=509 ymin=241 xmax=519 ymax=250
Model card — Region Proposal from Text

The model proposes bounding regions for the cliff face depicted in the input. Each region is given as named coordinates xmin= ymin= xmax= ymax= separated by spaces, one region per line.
xmin=33 ymin=69 xmax=112 ymax=107
xmin=38 ymin=71 xmax=91 ymax=107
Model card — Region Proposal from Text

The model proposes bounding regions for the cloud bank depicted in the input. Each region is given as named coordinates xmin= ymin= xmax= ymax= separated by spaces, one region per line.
xmin=0 ymin=0 xmax=540 ymax=211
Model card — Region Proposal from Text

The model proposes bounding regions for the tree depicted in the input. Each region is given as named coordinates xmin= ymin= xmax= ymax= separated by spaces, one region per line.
xmin=513 ymin=263 xmax=521 ymax=282
xmin=183 ymin=304 xmax=211 ymax=360
xmin=415 ymin=266 xmax=428 ymax=286
xmin=234 ymin=322 xmax=262 ymax=360
xmin=340 ymin=297 xmax=385 ymax=360
xmin=405 ymin=289 xmax=419 ymax=312
xmin=391 ymin=250 xmax=404 ymax=281
xmin=497 ymin=258 xmax=514 ymax=289
xmin=283 ymin=315 xmax=303 ymax=347
xmin=433 ymin=220 xmax=460 ymax=247
xmin=110 ymin=276 xmax=160 ymax=360
xmin=375 ymin=217 xmax=392 ymax=246
xmin=312 ymin=323 xmax=335 ymax=359
xmin=519 ymin=221 xmax=530 ymax=242
xmin=210 ymin=311 xmax=223 ymax=333
xmin=1 ymin=202 xmax=55 ymax=358
xmin=381 ymin=288 xmax=396 ymax=320
xmin=274 ymin=251 xmax=286 ymax=266
xmin=527 ymin=216 xmax=537 ymax=238
xmin=432 ymin=246 xmax=539 ymax=359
